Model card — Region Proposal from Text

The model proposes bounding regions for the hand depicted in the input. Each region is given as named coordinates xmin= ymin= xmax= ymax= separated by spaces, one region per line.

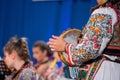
xmin=48 ymin=35 xmax=66 ymax=52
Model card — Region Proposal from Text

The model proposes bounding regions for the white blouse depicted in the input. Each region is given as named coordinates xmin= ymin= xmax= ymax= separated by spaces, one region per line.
xmin=65 ymin=7 xmax=118 ymax=66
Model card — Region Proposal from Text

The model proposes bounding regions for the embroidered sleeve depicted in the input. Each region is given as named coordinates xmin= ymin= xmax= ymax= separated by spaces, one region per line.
xmin=19 ymin=68 xmax=38 ymax=80
xmin=66 ymin=13 xmax=114 ymax=66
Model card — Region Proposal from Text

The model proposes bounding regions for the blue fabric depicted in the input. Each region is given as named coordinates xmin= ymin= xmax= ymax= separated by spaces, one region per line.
xmin=56 ymin=61 xmax=62 ymax=69
xmin=0 ymin=0 xmax=96 ymax=59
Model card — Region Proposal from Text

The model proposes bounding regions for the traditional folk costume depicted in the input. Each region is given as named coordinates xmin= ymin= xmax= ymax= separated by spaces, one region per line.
xmin=5 ymin=62 xmax=39 ymax=80
xmin=0 ymin=59 xmax=11 ymax=80
xmin=64 ymin=2 xmax=120 ymax=80
xmin=44 ymin=59 xmax=68 ymax=80
xmin=34 ymin=59 xmax=52 ymax=80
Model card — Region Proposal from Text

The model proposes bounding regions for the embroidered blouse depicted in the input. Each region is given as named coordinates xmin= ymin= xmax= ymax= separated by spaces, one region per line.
xmin=5 ymin=62 xmax=39 ymax=80
xmin=65 ymin=7 xmax=118 ymax=66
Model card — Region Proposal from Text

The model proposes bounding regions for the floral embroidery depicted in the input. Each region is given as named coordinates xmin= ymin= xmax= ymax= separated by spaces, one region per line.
xmin=20 ymin=68 xmax=38 ymax=80
xmin=90 ymin=26 xmax=94 ymax=30
xmin=91 ymin=17 xmax=97 ymax=22
xmin=94 ymin=27 xmax=101 ymax=34
xmin=85 ymin=54 xmax=92 ymax=60
xmin=5 ymin=63 xmax=39 ymax=80
xmin=93 ymin=43 xmax=99 ymax=50
xmin=88 ymin=58 xmax=105 ymax=80
xmin=78 ymin=64 xmax=91 ymax=79
xmin=78 ymin=57 xmax=105 ymax=80
xmin=79 ymin=49 xmax=85 ymax=54
xmin=97 ymin=15 xmax=104 ymax=21
xmin=66 ymin=13 xmax=113 ymax=65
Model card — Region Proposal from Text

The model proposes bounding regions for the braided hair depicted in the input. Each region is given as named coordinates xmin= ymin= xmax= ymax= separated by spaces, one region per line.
xmin=4 ymin=36 xmax=30 ymax=62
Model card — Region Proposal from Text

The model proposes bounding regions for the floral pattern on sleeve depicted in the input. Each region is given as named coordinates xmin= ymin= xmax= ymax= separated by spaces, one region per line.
xmin=66 ymin=13 xmax=113 ymax=66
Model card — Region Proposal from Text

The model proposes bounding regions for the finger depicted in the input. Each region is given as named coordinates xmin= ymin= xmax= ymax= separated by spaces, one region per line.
xmin=49 ymin=38 xmax=56 ymax=42
xmin=49 ymin=45 xmax=55 ymax=49
xmin=52 ymin=35 xmax=59 ymax=40
xmin=48 ymin=38 xmax=56 ymax=45
xmin=48 ymin=41 xmax=55 ymax=45
xmin=51 ymin=48 xmax=56 ymax=51
xmin=49 ymin=45 xmax=57 ymax=51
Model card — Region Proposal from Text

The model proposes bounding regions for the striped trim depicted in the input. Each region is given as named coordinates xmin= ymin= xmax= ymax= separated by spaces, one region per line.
xmin=104 ymin=46 xmax=120 ymax=57
xmin=66 ymin=44 xmax=74 ymax=66
xmin=92 ymin=58 xmax=106 ymax=79
xmin=107 ymin=46 xmax=120 ymax=50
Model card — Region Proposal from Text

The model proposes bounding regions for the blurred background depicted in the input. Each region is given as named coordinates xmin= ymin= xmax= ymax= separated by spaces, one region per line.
xmin=0 ymin=0 xmax=97 ymax=59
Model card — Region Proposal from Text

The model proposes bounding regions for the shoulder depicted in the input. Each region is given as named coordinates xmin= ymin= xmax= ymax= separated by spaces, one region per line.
xmin=21 ymin=67 xmax=37 ymax=76
xmin=20 ymin=68 xmax=39 ymax=80
xmin=91 ymin=7 xmax=118 ymax=25
xmin=92 ymin=7 xmax=117 ymax=15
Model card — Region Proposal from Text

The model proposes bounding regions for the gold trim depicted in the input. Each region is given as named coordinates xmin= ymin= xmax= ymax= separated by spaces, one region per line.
xmin=57 ymin=28 xmax=81 ymax=67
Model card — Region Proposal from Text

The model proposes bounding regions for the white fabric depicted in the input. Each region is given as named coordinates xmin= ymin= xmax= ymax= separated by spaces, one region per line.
xmin=93 ymin=7 xmax=117 ymax=55
xmin=92 ymin=7 xmax=120 ymax=80
xmin=94 ymin=60 xmax=120 ymax=80
xmin=92 ymin=7 xmax=117 ymax=26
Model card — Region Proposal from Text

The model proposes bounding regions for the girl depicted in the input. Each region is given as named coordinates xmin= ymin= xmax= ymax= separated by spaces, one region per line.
xmin=32 ymin=41 xmax=52 ymax=79
xmin=4 ymin=36 xmax=39 ymax=80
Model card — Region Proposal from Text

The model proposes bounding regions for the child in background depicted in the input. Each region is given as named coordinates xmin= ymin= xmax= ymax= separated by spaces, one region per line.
xmin=4 ymin=36 xmax=39 ymax=80
xmin=44 ymin=52 xmax=69 ymax=80
xmin=32 ymin=41 xmax=52 ymax=80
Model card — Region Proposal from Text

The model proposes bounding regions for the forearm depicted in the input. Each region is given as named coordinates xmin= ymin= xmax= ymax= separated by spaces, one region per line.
xmin=65 ymin=11 xmax=116 ymax=66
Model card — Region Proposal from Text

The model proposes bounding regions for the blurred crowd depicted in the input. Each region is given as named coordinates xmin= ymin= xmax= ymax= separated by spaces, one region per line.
xmin=0 ymin=36 xmax=79 ymax=80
